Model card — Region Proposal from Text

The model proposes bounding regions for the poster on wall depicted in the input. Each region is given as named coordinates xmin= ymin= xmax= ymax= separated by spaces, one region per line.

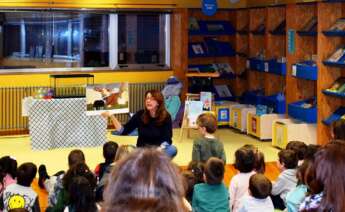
xmin=86 ymin=83 xmax=129 ymax=116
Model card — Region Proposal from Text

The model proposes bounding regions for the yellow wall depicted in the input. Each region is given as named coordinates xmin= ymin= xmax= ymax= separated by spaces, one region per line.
xmin=0 ymin=71 xmax=173 ymax=86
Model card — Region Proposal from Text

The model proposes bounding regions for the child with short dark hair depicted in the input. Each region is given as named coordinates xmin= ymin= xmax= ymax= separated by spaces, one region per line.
xmin=94 ymin=141 xmax=118 ymax=181
xmin=271 ymin=149 xmax=298 ymax=210
xmin=192 ymin=157 xmax=230 ymax=212
xmin=192 ymin=113 xmax=226 ymax=163
xmin=238 ymin=174 xmax=274 ymax=212
xmin=243 ymin=144 xmax=265 ymax=174
xmin=229 ymin=147 xmax=256 ymax=212
xmin=0 ymin=156 xmax=17 ymax=195
xmin=187 ymin=161 xmax=205 ymax=184
xmin=3 ymin=162 xmax=39 ymax=212
xmin=286 ymin=141 xmax=307 ymax=165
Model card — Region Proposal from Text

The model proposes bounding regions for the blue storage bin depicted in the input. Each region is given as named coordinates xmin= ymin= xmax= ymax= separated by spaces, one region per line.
xmin=268 ymin=59 xmax=286 ymax=75
xmin=288 ymin=99 xmax=317 ymax=123
xmin=323 ymin=30 xmax=345 ymax=37
xmin=262 ymin=93 xmax=286 ymax=114
xmin=241 ymin=90 xmax=264 ymax=105
xmin=323 ymin=107 xmax=345 ymax=125
xmin=292 ymin=61 xmax=318 ymax=81
xmin=249 ymin=58 xmax=266 ymax=72
xmin=204 ymin=38 xmax=236 ymax=57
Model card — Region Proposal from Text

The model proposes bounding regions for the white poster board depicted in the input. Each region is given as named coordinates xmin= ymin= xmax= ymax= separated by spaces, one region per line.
xmin=86 ymin=83 xmax=129 ymax=116
xmin=186 ymin=100 xmax=203 ymax=127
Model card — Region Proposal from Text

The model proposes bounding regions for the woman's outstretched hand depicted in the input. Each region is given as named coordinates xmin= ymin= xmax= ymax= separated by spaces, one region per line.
xmin=101 ymin=111 xmax=111 ymax=118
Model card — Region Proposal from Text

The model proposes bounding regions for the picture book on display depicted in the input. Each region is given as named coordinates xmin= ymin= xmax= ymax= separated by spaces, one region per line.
xmin=326 ymin=77 xmax=345 ymax=94
xmin=213 ymin=63 xmax=234 ymax=75
xmin=214 ymin=85 xmax=232 ymax=98
xmin=200 ymin=92 xmax=212 ymax=111
xmin=328 ymin=18 xmax=345 ymax=31
xmin=327 ymin=48 xmax=345 ymax=62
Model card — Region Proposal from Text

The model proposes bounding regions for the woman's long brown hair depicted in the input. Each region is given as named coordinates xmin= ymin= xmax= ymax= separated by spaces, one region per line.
xmin=314 ymin=141 xmax=345 ymax=212
xmin=142 ymin=90 xmax=169 ymax=126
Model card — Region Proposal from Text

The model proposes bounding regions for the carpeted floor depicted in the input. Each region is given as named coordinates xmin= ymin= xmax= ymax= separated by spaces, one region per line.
xmin=0 ymin=128 xmax=282 ymax=210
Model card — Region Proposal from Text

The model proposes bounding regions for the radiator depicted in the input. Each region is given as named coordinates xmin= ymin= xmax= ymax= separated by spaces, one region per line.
xmin=0 ymin=82 xmax=164 ymax=135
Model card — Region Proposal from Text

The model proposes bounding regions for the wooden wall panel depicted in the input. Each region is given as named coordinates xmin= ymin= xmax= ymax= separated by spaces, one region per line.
xmin=317 ymin=2 xmax=344 ymax=145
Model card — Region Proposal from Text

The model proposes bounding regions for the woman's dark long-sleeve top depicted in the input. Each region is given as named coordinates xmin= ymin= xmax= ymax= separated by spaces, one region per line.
xmin=121 ymin=110 xmax=172 ymax=147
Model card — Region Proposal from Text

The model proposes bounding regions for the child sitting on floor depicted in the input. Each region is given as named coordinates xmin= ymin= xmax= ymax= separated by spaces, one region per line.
xmin=229 ymin=147 xmax=256 ymax=212
xmin=238 ymin=173 xmax=274 ymax=212
xmin=2 ymin=162 xmax=39 ymax=212
xmin=271 ymin=149 xmax=298 ymax=210
xmin=192 ymin=113 xmax=226 ymax=163
xmin=192 ymin=157 xmax=230 ymax=212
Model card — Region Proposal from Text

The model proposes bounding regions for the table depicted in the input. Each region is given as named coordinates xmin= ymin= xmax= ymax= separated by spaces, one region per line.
xmin=28 ymin=98 xmax=107 ymax=150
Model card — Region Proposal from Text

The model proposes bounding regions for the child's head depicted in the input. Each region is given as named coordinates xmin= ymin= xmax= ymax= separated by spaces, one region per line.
xmin=68 ymin=149 xmax=85 ymax=167
xmin=304 ymin=144 xmax=321 ymax=161
xmin=331 ymin=119 xmax=345 ymax=140
xmin=187 ymin=161 xmax=205 ymax=184
xmin=68 ymin=176 xmax=97 ymax=212
xmin=235 ymin=147 xmax=256 ymax=173
xmin=114 ymin=145 xmax=136 ymax=162
xmin=204 ymin=157 xmax=224 ymax=185
xmin=63 ymin=163 xmax=96 ymax=191
xmin=249 ymin=174 xmax=272 ymax=199
xmin=278 ymin=149 xmax=298 ymax=170
xmin=0 ymin=156 xmax=17 ymax=179
xmin=196 ymin=113 xmax=217 ymax=135
xmin=242 ymin=145 xmax=265 ymax=174
xmin=286 ymin=141 xmax=308 ymax=161
xmin=103 ymin=141 xmax=119 ymax=163
xmin=17 ymin=162 xmax=37 ymax=187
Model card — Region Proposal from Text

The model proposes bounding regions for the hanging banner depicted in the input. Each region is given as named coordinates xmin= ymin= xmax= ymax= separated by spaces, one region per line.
xmin=202 ymin=0 xmax=217 ymax=16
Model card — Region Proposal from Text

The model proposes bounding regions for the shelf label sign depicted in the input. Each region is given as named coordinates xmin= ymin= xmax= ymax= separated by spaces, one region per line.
xmin=202 ymin=0 xmax=218 ymax=16
xmin=288 ymin=29 xmax=296 ymax=54
xmin=292 ymin=65 xmax=297 ymax=76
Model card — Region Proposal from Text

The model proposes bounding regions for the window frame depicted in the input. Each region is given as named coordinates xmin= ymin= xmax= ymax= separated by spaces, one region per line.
xmin=0 ymin=9 xmax=172 ymax=74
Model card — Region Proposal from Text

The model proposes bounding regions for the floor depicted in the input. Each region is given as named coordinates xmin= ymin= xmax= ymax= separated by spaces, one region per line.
xmin=0 ymin=128 xmax=281 ymax=210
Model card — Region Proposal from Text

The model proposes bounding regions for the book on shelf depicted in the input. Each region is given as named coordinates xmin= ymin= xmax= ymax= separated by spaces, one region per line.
xmin=206 ymin=23 xmax=225 ymax=32
xmin=191 ymin=44 xmax=205 ymax=55
xmin=214 ymin=85 xmax=232 ymax=98
xmin=327 ymin=48 xmax=345 ymax=62
xmin=189 ymin=17 xmax=200 ymax=31
xmin=326 ymin=78 xmax=345 ymax=93
xmin=213 ymin=63 xmax=234 ymax=75
xmin=328 ymin=19 xmax=345 ymax=31
xmin=301 ymin=17 xmax=317 ymax=32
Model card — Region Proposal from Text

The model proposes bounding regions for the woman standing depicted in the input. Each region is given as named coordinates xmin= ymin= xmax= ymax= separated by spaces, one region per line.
xmin=103 ymin=90 xmax=177 ymax=157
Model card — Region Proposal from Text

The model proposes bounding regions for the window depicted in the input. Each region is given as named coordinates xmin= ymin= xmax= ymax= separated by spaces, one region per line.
xmin=0 ymin=10 xmax=170 ymax=71
xmin=115 ymin=13 xmax=170 ymax=69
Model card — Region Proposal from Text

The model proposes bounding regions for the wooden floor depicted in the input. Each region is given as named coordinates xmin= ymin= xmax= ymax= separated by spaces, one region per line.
xmin=32 ymin=162 xmax=280 ymax=211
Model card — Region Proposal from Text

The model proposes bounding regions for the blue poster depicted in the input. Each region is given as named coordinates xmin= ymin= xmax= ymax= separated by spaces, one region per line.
xmin=288 ymin=29 xmax=295 ymax=54
xmin=202 ymin=0 xmax=218 ymax=16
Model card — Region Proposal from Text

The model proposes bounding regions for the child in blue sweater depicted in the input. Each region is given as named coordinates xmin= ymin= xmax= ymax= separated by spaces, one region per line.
xmin=192 ymin=157 xmax=230 ymax=212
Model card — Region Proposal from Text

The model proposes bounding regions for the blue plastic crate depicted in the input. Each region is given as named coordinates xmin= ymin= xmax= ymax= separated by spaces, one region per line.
xmin=288 ymin=99 xmax=317 ymax=123
xmin=249 ymin=58 xmax=266 ymax=72
xmin=292 ymin=61 xmax=318 ymax=81
xmin=323 ymin=107 xmax=345 ymax=125
xmin=241 ymin=90 xmax=264 ymax=105
xmin=262 ymin=94 xmax=286 ymax=114
xmin=322 ymin=90 xmax=345 ymax=98
xmin=268 ymin=59 xmax=286 ymax=76
xmin=204 ymin=38 xmax=236 ymax=57
xmin=323 ymin=30 xmax=345 ymax=37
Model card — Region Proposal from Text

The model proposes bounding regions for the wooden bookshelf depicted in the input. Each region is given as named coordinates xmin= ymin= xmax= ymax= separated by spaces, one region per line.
xmin=317 ymin=2 xmax=345 ymax=145
xmin=248 ymin=7 xmax=266 ymax=91
xmin=265 ymin=6 xmax=286 ymax=96
xmin=286 ymin=3 xmax=317 ymax=107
